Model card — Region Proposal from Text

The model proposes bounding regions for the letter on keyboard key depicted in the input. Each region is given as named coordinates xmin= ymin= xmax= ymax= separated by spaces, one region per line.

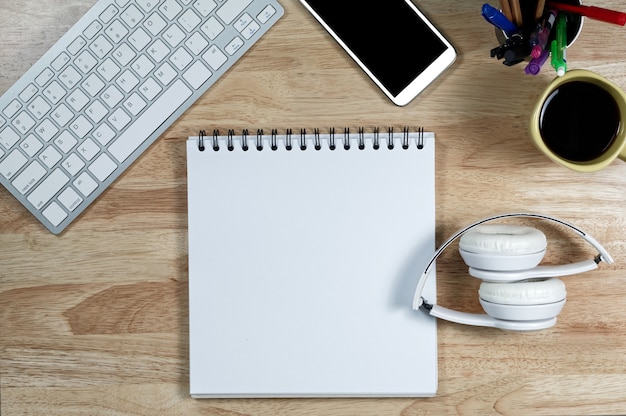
xmin=108 ymin=80 xmax=192 ymax=163
xmin=217 ymin=0 xmax=253 ymax=24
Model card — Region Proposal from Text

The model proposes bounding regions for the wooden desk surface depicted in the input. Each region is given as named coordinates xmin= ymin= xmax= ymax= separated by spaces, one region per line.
xmin=2 ymin=0 xmax=626 ymax=414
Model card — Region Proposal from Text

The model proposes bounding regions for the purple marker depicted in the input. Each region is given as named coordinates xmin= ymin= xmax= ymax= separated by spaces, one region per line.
xmin=525 ymin=48 xmax=550 ymax=75
xmin=532 ymin=10 xmax=558 ymax=59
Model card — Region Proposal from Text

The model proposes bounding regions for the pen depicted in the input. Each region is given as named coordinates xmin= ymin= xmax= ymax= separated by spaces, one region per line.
xmin=525 ymin=48 xmax=550 ymax=75
xmin=531 ymin=10 xmax=557 ymax=58
xmin=547 ymin=1 xmax=626 ymax=26
xmin=482 ymin=3 xmax=518 ymax=36
xmin=551 ymin=14 xmax=567 ymax=76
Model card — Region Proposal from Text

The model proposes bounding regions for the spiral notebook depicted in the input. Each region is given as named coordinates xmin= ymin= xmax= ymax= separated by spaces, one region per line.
xmin=187 ymin=127 xmax=438 ymax=398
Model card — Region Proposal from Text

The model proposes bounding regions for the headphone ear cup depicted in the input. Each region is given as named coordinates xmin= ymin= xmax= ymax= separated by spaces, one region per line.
xmin=479 ymin=279 xmax=567 ymax=321
xmin=459 ymin=224 xmax=547 ymax=271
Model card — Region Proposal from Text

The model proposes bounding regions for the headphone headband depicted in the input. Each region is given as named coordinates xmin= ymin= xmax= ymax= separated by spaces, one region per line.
xmin=412 ymin=213 xmax=614 ymax=310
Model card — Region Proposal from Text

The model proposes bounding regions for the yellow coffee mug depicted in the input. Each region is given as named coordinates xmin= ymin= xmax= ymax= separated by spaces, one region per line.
xmin=530 ymin=69 xmax=626 ymax=172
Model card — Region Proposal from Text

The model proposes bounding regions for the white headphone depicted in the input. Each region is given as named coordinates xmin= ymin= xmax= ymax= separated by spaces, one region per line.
xmin=412 ymin=213 xmax=614 ymax=331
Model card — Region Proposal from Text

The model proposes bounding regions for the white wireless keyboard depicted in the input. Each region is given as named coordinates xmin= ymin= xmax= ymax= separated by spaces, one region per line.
xmin=0 ymin=0 xmax=283 ymax=234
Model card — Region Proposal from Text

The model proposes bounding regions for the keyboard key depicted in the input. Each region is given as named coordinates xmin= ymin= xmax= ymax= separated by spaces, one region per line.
xmin=0 ymin=126 xmax=21 ymax=149
xmin=257 ymin=5 xmax=276 ymax=24
xmin=28 ymin=97 xmax=52 ymax=120
xmin=184 ymin=61 xmax=212 ymax=89
xmin=27 ymin=168 xmax=69 ymax=209
xmin=50 ymin=104 xmax=73 ymax=128
xmin=83 ymin=21 xmax=103 ymax=39
xmin=185 ymin=32 xmax=209 ymax=55
xmin=109 ymin=79 xmax=192 ymax=163
xmin=39 ymin=146 xmax=63 ymax=168
xmin=51 ymin=52 xmax=71 ymax=71
xmin=58 ymin=187 xmax=83 ymax=211
xmin=93 ymin=124 xmax=116 ymax=146
xmin=145 ymin=12 xmax=167 ymax=35
xmin=225 ymin=37 xmax=244 ymax=55
xmin=42 ymin=202 xmax=68 ymax=227
xmin=35 ymin=119 xmax=59 ymax=142
xmin=82 ymin=73 xmax=106 ymax=96
xmin=55 ymin=131 xmax=78 ymax=153
xmin=35 ymin=68 xmax=54 ymax=87
xmin=100 ymin=4 xmax=119 ymax=23
xmin=0 ymin=149 xmax=28 ymax=180
xmin=121 ymin=4 xmax=144 ymax=28
xmin=3 ymin=99 xmax=22 ymax=118
xmin=217 ymin=0 xmax=253 ymax=24
xmin=19 ymin=84 xmax=39 ymax=102
xmin=20 ymin=134 xmax=44 ymax=157
xmin=202 ymin=45 xmax=227 ymax=70
xmin=193 ymin=0 xmax=218 ymax=17
xmin=75 ymin=50 xmax=99 ymax=73
xmin=76 ymin=138 xmax=100 ymax=161
xmin=12 ymin=111 xmax=36 ymax=134
xmin=61 ymin=153 xmax=86 ymax=176
xmin=178 ymin=9 xmax=202 ymax=31
xmin=128 ymin=27 xmax=152 ymax=51
xmin=108 ymin=108 xmax=131 ymax=131
xmin=43 ymin=81 xmax=67 ymax=104
xmin=160 ymin=0 xmax=183 ymax=20
xmin=74 ymin=172 xmax=98 ymax=197
xmin=89 ymin=153 xmax=117 ymax=182
xmin=201 ymin=16 xmax=224 ymax=40
xmin=105 ymin=20 xmax=129 ymax=43
xmin=242 ymin=21 xmax=260 ymax=40
xmin=137 ymin=0 xmax=158 ymax=12
xmin=68 ymin=36 xmax=88 ymax=55
xmin=12 ymin=160 xmax=46 ymax=195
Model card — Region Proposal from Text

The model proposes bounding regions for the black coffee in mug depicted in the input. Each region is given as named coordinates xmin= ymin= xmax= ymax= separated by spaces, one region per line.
xmin=539 ymin=81 xmax=621 ymax=162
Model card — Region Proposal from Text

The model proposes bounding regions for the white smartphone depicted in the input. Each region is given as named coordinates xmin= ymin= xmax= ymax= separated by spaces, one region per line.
xmin=299 ymin=0 xmax=456 ymax=106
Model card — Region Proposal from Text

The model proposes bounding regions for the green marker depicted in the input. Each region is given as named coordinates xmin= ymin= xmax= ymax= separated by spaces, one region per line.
xmin=551 ymin=13 xmax=568 ymax=76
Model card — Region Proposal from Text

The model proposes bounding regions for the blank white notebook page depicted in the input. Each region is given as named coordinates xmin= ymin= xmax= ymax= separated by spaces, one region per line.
xmin=187 ymin=130 xmax=437 ymax=397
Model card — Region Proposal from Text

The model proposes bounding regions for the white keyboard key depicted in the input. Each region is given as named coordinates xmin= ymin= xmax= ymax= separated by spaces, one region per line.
xmin=138 ymin=78 xmax=162 ymax=100
xmin=58 ymin=187 xmax=83 ymax=211
xmin=217 ymin=0 xmax=253 ymax=24
xmin=42 ymin=202 xmax=68 ymax=227
xmin=62 ymin=153 xmax=86 ymax=176
xmin=234 ymin=13 xmax=253 ymax=32
xmin=97 ymin=58 xmax=121 ymax=81
xmin=162 ymin=25 xmax=186 ymax=48
xmin=123 ymin=93 xmax=147 ymax=116
xmin=131 ymin=55 xmax=155 ymax=78
xmin=137 ymin=0 xmax=158 ymax=12
xmin=74 ymin=172 xmax=98 ymax=197
xmin=0 ymin=149 xmax=28 ymax=180
xmin=121 ymin=4 xmax=144 ymax=28
xmin=59 ymin=66 xmax=82 ymax=89
xmin=185 ymin=32 xmax=209 ymax=55
xmin=39 ymin=146 xmax=63 ymax=168
xmin=171 ymin=48 xmax=193 ymax=70
xmin=257 ymin=5 xmax=276 ymax=24
xmin=55 ymin=131 xmax=78 ymax=153
xmin=145 ymin=12 xmax=167 ymax=36
xmin=19 ymin=84 xmax=39 ymax=102
xmin=242 ymin=21 xmax=260 ymax=40
xmin=201 ymin=16 xmax=224 ymax=40
xmin=0 ymin=126 xmax=20 ymax=149
xmin=108 ymin=108 xmax=131 ymax=131
xmin=68 ymin=36 xmax=87 ymax=55
xmin=106 ymin=20 xmax=129 ymax=43
xmin=93 ymin=124 xmax=116 ymax=146
xmin=13 ymin=160 xmax=46 ymax=195
xmin=184 ymin=61 xmax=212 ymax=89
xmin=100 ymin=4 xmax=119 ymax=23
xmin=27 ymin=168 xmax=70 ymax=209
xmin=91 ymin=35 xmax=114 ymax=59
xmin=147 ymin=39 xmax=171 ymax=62
xmin=109 ymin=79 xmax=191 ymax=163
xmin=69 ymin=115 xmax=93 ymax=139
xmin=225 ymin=36 xmax=244 ymax=55
xmin=35 ymin=68 xmax=54 ymax=87
xmin=83 ymin=20 xmax=103 ymax=39
xmin=82 ymin=73 xmax=106 ymax=96
xmin=179 ymin=9 xmax=202 ymax=31
xmin=67 ymin=89 xmax=90 ymax=112
xmin=129 ymin=27 xmax=152 ymax=51
xmin=112 ymin=43 xmax=136 ymax=66
xmin=160 ymin=0 xmax=183 ymax=20
xmin=20 ymin=134 xmax=44 ymax=157
xmin=76 ymin=138 xmax=100 ymax=161
xmin=3 ymin=99 xmax=22 ymax=118
xmin=43 ymin=81 xmax=67 ymax=104
xmin=75 ymin=50 xmax=99 ymax=74
xmin=51 ymin=104 xmax=74 ymax=128
xmin=12 ymin=111 xmax=36 ymax=134
xmin=89 ymin=153 xmax=117 ymax=182
xmin=155 ymin=62 xmax=177 ymax=86
xmin=28 ymin=97 xmax=52 ymax=119
xmin=193 ymin=0 xmax=218 ymax=17
xmin=116 ymin=70 xmax=140 ymax=93
xmin=85 ymin=100 xmax=108 ymax=123
xmin=51 ymin=52 xmax=71 ymax=71
xmin=35 ymin=119 xmax=59 ymax=142
xmin=202 ymin=45 xmax=227 ymax=70
xmin=101 ymin=85 xmax=124 ymax=108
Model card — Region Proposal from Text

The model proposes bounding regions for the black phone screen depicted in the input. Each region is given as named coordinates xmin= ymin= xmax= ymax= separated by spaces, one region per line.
xmin=303 ymin=0 xmax=448 ymax=97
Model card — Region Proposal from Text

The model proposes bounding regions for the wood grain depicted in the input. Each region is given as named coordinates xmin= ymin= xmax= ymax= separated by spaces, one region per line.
xmin=2 ymin=0 xmax=626 ymax=414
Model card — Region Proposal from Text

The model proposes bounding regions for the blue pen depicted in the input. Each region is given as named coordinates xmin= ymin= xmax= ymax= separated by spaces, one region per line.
xmin=482 ymin=3 xmax=518 ymax=36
